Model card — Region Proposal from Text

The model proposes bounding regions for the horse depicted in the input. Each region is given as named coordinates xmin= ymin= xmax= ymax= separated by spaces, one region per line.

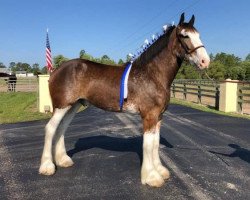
xmin=8 ymin=74 xmax=17 ymax=92
xmin=39 ymin=13 xmax=210 ymax=187
xmin=0 ymin=72 xmax=17 ymax=92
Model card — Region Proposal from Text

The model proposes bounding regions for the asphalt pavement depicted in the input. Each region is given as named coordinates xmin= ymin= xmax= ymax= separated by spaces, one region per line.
xmin=0 ymin=104 xmax=249 ymax=200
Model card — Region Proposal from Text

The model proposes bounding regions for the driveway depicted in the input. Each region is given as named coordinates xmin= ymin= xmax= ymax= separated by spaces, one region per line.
xmin=0 ymin=104 xmax=249 ymax=199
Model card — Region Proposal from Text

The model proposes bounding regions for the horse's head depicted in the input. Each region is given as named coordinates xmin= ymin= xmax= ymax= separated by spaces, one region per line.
xmin=176 ymin=13 xmax=210 ymax=69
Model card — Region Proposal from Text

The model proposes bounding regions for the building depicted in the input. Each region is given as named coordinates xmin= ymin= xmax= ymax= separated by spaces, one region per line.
xmin=0 ymin=68 xmax=11 ymax=75
xmin=15 ymin=71 xmax=27 ymax=77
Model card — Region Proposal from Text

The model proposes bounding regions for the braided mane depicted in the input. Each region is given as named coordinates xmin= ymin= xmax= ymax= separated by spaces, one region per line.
xmin=133 ymin=25 xmax=176 ymax=67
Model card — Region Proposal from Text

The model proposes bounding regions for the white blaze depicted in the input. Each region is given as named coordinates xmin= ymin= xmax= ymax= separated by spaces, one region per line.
xmin=181 ymin=29 xmax=210 ymax=69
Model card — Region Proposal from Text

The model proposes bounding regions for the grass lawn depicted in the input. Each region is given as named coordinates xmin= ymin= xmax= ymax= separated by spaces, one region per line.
xmin=0 ymin=92 xmax=249 ymax=124
xmin=0 ymin=92 xmax=50 ymax=124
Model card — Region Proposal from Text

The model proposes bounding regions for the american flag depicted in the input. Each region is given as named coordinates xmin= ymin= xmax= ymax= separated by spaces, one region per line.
xmin=46 ymin=29 xmax=53 ymax=73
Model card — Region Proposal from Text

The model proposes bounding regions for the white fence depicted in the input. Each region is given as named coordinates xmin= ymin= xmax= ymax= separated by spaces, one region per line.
xmin=0 ymin=77 xmax=38 ymax=92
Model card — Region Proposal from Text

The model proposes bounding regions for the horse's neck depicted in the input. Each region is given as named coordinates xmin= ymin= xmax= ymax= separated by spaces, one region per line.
xmin=145 ymin=36 xmax=182 ymax=89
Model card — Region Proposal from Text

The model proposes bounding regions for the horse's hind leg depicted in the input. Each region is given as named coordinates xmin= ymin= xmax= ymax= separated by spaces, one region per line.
xmin=54 ymin=102 xmax=82 ymax=168
xmin=39 ymin=106 xmax=71 ymax=175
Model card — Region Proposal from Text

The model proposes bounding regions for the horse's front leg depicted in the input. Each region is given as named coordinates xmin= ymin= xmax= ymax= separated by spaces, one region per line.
xmin=141 ymin=115 xmax=165 ymax=187
xmin=153 ymin=121 xmax=170 ymax=180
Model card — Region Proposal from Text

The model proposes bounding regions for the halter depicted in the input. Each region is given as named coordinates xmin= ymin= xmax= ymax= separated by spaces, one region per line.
xmin=176 ymin=29 xmax=205 ymax=55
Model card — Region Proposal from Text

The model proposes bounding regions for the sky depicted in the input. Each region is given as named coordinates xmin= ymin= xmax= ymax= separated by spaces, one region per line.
xmin=0 ymin=0 xmax=250 ymax=67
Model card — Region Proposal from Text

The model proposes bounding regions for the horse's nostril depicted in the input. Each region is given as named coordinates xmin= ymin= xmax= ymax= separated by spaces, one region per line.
xmin=201 ymin=59 xmax=205 ymax=64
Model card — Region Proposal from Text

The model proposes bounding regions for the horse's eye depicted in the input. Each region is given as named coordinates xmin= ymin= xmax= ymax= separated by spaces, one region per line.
xmin=180 ymin=35 xmax=189 ymax=39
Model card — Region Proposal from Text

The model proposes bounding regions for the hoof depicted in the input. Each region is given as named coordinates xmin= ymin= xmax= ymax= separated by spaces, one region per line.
xmin=39 ymin=160 xmax=56 ymax=176
xmin=141 ymin=170 xmax=165 ymax=187
xmin=156 ymin=165 xmax=170 ymax=180
xmin=56 ymin=155 xmax=74 ymax=168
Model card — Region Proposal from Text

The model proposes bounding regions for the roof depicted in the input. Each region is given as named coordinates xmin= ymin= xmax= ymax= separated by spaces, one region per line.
xmin=0 ymin=68 xmax=11 ymax=74
xmin=15 ymin=71 xmax=27 ymax=74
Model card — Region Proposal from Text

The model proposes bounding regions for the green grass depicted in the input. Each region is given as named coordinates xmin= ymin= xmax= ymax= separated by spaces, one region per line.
xmin=0 ymin=92 xmax=50 ymax=124
xmin=170 ymin=98 xmax=250 ymax=120
xmin=0 ymin=92 xmax=249 ymax=124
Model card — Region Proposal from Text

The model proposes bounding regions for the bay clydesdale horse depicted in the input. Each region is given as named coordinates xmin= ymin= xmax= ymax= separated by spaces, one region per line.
xmin=39 ymin=13 xmax=210 ymax=187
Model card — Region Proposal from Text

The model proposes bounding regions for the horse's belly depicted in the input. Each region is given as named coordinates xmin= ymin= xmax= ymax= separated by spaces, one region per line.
xmin=123 ymin=102 xmax=139 ymax=114
xmin=86 ymin=92 xmax=120 ymax=112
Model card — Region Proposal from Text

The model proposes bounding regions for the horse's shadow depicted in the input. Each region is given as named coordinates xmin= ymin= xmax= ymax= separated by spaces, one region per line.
xmin=209 ymin=144 xmax=250 ymax=164
xmin=67 ymin=135 xmax=173 ymax=164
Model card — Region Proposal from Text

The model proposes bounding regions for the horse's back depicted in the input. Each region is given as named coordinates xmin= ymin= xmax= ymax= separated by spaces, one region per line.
xmin=49 ymin=59 xmax=124 ymax=110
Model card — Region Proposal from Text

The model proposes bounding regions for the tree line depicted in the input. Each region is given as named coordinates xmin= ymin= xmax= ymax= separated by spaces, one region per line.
xmin=1 ymin=51 xmax=250 ymax=81
xmin=177 ymin=53 xmax=250 ymax=80
xmin=0 ymin=62 xmax=41 ymax=75
xmin=0 ymin=49 xmax=125 ymax=75
xmin=52 ymin=50 xmax=125 ymax=69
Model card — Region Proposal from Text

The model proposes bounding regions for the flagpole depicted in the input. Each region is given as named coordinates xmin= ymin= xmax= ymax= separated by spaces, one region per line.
xmin=46 ymin=28 xmax=48 ymax=75
xmin=46 ymin=28 xmax=53 ymax=74
xmin=47 ymin=28 xmax=49 ymax=74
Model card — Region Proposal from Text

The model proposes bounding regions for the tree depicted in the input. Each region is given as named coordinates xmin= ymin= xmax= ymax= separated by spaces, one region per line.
xmin=206 ymin=61 xmax=226 ymax=80
xmin=209 ymin=53 xmax=214 ymax=62
xmin=175 ymin=68 xmax=185 ymax=79
xmin=79 ymin=50 xmax=95 ymax=61
xmin=0 ymin=62 xmax=6 ymax=68
xmin=240 ymin=61 xmax=250 ymax=80
xmin=176 ymin=62 xmax=201 ymax=79
xmin=99 ymin=55 xmax=116 ymax=65
xmin=245 ymin=66 xmax=250 ymax=80
xmin=118 ymin=59 xmax=124 ymax=65
xmin=79 ymin=49 xmax=85 ymax=58
xmin=101 ymin=55 xmax=110 ymax=64
xmin=237 ymin=66 xmax=246 ymax=80
xmin=245 ymin=53 xmax=250 ymax=61
xmin=9 ymin=62 xmax=16 ymax=69
xmin=10 ymin=62 xmax=32 ymax=72
xmin=208 ymin=53 xmax=247 ymax=80
xmin=213 ymin=53 xmax=241 ymax=68
xmin=53 ymin=55 xmax=69 ymax=68
xmin=126 ymin=54 xmax=131 ymax=62
xmin=31 ymin=63 xmax=40 ymax=75
xmin=183 ymin=65 xmax=201 ymax=79
xmin=41 ymin=66 xmax=48 ymax=74
xmin=101 ymin=55 xmax=110 ymax=60
xmin=226 ymin=66 xmax=245 ymax=80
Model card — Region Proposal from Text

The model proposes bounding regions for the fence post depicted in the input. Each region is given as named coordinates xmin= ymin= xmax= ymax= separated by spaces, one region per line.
xmin=197 ymin=84 xmax=201 ymax=104
xmin=183 ymin=83 xmax=187 ymax=100
xmin=215 ymin=85 xmax=220 ymax=110
xmin=219 ymin=79 xmax=238 ymax=113
xmin=172 ymin=83 xmax=176 ymax=98
xmin=38 ymin=75 xmax=53 ymax=113
xmin=237 ymin=87 xmax=243 ymax=114
xmin=29 ymin=78 xmax=30 ymax=91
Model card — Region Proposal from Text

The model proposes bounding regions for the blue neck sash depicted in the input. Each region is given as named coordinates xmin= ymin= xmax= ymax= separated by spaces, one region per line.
xmin=119 ymin=62 xmax=133 ymax=110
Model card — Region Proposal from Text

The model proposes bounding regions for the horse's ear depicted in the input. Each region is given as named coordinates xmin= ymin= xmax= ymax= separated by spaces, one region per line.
xmin=188 ymin=15 xmax=195 ymax=26
xmin=178 ymin=13 xmax=185 ymax=25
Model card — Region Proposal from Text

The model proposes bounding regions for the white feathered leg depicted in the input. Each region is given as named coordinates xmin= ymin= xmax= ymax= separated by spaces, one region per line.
xmin=153 ymin=121 xmax=170 ymax=180
xmin=39 ymin=106 xmax=71 ymax=175
xmin=54 ymin=103 xmax=81 ymax=168
xmin=141 ymin=131 xmax=164 ymax=187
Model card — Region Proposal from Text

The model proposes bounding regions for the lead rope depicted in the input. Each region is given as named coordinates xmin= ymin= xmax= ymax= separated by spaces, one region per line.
xmin=198 ymin=69 xmax=217 ymax=89
xmin=204 ymin=70 xmax=214 ymax=82
xmin=198 ymin=69 xmax=215 ymax=83
xmin=199 ymin=69 xmax=220 ymax=109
